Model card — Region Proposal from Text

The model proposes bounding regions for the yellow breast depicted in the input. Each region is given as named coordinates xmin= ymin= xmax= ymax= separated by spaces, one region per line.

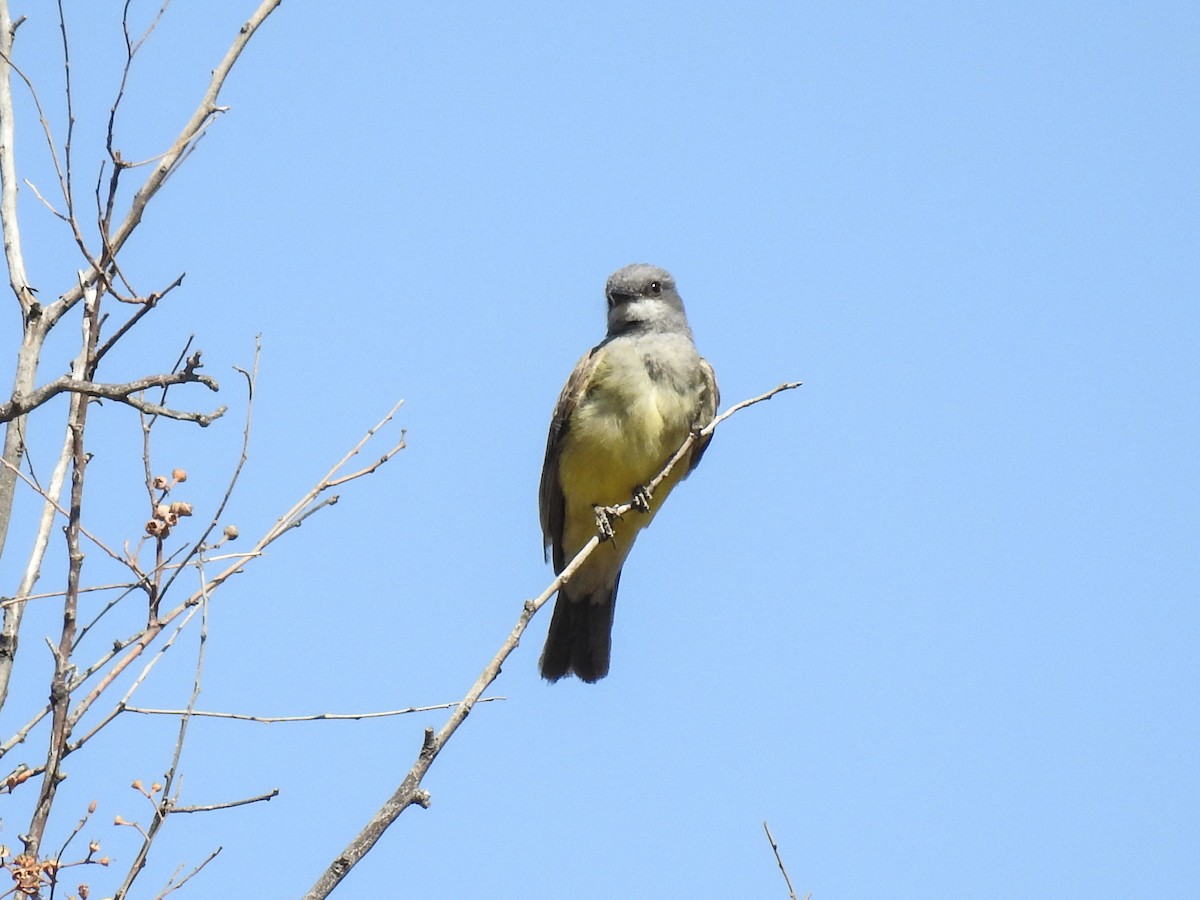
xmin=558 ymin=337 xmax=703 ymax=508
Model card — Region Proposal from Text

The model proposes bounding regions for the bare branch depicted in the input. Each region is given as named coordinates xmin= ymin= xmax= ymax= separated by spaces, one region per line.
xmin=311 ymin=399 xmax=407 ymax=491
xmin=24 ymin=281 xmax=102 ymax=856
xmin=55 ymin=0 xmax=75 ymax=220
xmin=0 ymin=358 xmax=223 ymax=424
xmin=1 ymin=580 xmax=139 ymax=606
xmin=321 ymin=401 xmax=408 ymax=487
xmin=52 ymin=797 xmax=97 ymax=865
xmin=106 ymin=1 xmax=173 ymax=170
xmin=127 ymin=1 xmax=173 ymax=58
xmin=122 ymin=697 xmax=506 ymax=724
xmin=48 ymin=0 xmax=285 ymax=329
xmin=154 ymin=340 xmax=257 ymax=603
xmin=302 ymin=381 xmax=802 ymax=898
xmin=0 ymin=421 xmax=75 ymax=709
xmin=153 ymin=845 xmax=220 ymax=900
xmin=0 ymin=0 xmax=41 ymax=312
xmin=22 ymin=176 xmax=68 ymax=221
xmin=0 ymin=705 xmax=50 ymax=760
xmin=170 ymin=790 xmax=278 ymax=814
xmin=73 ymin=582 xmax=143 ymax=649
xmin=763 ymin=821 xmax=803 ymax=900
xmin=325 ymin=432 xmax=407 ymax=487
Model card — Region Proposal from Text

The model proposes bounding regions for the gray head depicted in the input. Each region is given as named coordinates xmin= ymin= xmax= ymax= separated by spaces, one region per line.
xmin=605 ymin=263 xmax=692 ymax=338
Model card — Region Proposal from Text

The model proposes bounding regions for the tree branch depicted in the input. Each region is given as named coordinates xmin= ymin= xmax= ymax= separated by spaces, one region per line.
xmin=153 ymin=845 xmax=221 ymax=900
xmin=121 ymin=696 xmax=505 ymax=724
xmin=763 ymin=821 xmax=803 ymax=900
xmin=23 ymin=282 xmax=101 ymax=857
xmin=170 ymin=790 xmax=278 ymax=814
xmin=302 ymin=381 xmax=802 ymax=898
xmin=44 ymin=0 xmax=284 ymax=330
xmin=0 ymin=355 xmax=223 ymax=424
xmin=0 ymin=0 xmax=36 ymax=313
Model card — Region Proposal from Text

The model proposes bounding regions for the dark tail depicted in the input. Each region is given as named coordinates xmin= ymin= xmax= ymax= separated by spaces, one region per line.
xmin=539 ymin=579 xmax=619 ymax=683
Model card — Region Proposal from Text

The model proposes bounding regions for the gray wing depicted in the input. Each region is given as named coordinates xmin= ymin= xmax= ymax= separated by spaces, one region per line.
xmin=686 ymin=355 xmax=720 ymax=474
xmin=539 ymin=345 xmax=604 ymax=569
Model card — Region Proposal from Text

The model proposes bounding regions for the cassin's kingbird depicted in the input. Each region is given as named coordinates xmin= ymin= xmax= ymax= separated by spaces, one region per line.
xmin=538 ymin=264 xmax=719 ymax=683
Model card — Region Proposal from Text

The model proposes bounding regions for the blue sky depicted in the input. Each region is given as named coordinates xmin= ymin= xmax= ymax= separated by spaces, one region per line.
xmin=0 ymin=2 xmax=1196 ymax=898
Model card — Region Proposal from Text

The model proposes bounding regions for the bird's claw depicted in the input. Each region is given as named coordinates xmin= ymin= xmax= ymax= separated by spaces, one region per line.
xmin=594 ymin=505 xmax=619 ymax=541
xmin=631 ymin=484 xmax=653 ymax=514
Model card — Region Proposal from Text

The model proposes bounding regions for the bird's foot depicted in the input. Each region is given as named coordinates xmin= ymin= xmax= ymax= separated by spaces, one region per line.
xmin=631 ymin=484 xmax=653 ymax=514
xmin=593 ymin=505 xmax=621 ymax=541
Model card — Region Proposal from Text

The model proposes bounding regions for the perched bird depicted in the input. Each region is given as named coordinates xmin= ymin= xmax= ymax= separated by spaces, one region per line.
xmin=538 ymin=264 xmax=719 ymax=682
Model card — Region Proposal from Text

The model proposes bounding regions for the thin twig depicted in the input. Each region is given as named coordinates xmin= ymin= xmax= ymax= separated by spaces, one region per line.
xmin=22 ymin=175 xmax=68 ymax=220
xmin=106 ymin=0 xmax=173 ymax=173
xmin=170 ymin=791 xmax=278 ymax=814
xmin=122 ymin=697 xmax=505 ymax=724
xmin=155 ymin=339 xmax=258 ymax=603
xmin=302 ymin=381 xmax=802 ymax=898
xmin=763 ymin=821 xmax=802 ymax=900
xmin=56 ymin=0 xmax=75 ymax=220
xmin=153 ymin=845 xmax=220 ymax=900
xmin=73 ymin=582 xmax=145 ymax=651
xmin=138 ymin=337 xmax=198 ymax=622
xmin=1 ymin=580 xmax=139 ymax=606
xmin=52 ymin=802 xmax=96 ymax=868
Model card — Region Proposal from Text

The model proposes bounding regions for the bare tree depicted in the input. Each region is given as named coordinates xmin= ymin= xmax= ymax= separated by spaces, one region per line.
xmin=0 ymin=4 xmax=798 ymax=898
xmin=0 ymin=3 xmax=397 ymax=896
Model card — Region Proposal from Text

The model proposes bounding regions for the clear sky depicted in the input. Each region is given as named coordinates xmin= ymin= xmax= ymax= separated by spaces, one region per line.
xmin=0 ymin=2 xmax=1196 ymax=898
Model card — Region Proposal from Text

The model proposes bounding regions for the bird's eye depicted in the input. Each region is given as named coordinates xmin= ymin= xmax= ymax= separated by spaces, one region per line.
xmin=648 ymin=281 xmax=662 ymax=295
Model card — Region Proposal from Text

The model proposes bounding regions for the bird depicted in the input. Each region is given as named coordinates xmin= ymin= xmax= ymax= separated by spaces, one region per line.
xmin=538 ymin=263 xmax=719 ymax=682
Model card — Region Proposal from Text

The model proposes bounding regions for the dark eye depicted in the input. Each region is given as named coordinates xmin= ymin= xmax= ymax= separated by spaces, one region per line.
xmin=648 ymin=281 xmax=662 ymax=295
